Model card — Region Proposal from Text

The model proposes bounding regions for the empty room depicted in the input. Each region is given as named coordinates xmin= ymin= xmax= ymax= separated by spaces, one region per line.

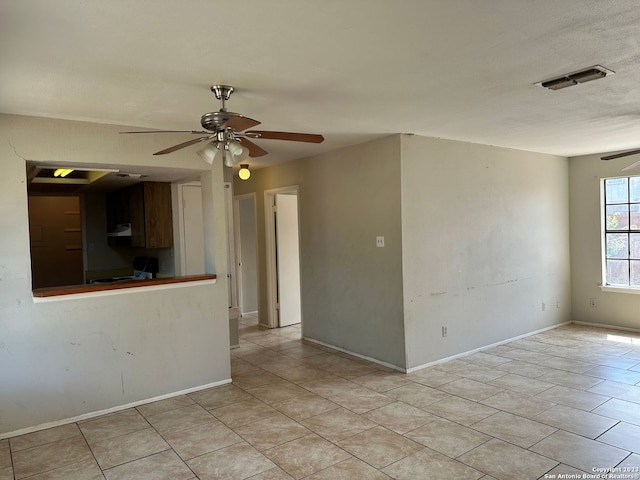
xmin=1 ymin=1 xmax=640 ymax=479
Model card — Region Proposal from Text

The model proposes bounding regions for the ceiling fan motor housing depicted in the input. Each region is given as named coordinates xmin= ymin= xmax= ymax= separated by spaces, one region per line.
xmin=201 ymin=111 xmax=237 ymax=131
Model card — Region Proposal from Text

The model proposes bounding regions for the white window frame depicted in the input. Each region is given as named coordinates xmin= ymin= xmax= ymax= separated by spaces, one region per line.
xmin=600 ymin=175 xmax=640 ymax=294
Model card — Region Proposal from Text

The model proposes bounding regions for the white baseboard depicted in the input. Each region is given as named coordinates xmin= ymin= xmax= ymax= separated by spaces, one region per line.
xmin=0 ymin=378 xmax=232 ymax=440
xmin=304 ymin=322 xmax=571 ymax=374
xmin=571 ymin=320 xmax=640 ymax=334
xmin=241 ymin=310 xmax=258 ymax=316
xmin=302 ymin=337 xmax=406 ymax=372
xmin=405 ymin=321 xmax=571 ymax=373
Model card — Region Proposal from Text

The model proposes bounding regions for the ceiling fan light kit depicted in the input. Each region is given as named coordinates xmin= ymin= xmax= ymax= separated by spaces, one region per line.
xmin=121 ymin=84 xmax=324 ymax=168
xmin=197 ymin=140 xmax=250 ymax=167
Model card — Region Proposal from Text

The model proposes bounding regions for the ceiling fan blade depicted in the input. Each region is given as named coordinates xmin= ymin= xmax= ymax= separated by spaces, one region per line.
xmin=238 ymin=137 xmax=268 ymax=157
xmin=245 ymin=131 xmax=324 ymax=143
xmin=120 ymin=130 xmax=209 ymax=135
xmin=622 ymin=159 xmax=640 ymax=172
xmin=224 ymin=115 xmax=261 ymax=132
xmin=153 ymin=136 xmax=214 ymax=155
xmin=601 ymin=149 xmax=640 ymax=161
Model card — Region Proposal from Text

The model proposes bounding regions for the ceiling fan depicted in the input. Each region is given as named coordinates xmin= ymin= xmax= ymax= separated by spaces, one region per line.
xmin=121 ymin=85 xmax=324 ymax=166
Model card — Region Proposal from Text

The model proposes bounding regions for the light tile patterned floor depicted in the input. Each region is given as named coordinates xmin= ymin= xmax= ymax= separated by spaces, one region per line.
xmin=4 ymin=316 xmax=640 ymax=479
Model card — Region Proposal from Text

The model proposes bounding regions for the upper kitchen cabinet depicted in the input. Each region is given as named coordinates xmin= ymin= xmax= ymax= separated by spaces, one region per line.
xmin=107 ymin=182 xmax=173 ymax=248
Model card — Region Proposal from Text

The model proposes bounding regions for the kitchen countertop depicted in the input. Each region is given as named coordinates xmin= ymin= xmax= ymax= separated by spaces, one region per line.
xmin=32 ymin=274 xmax=217 ymax=298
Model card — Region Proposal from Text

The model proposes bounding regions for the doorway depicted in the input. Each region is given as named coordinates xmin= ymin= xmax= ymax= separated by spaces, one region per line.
xmin=265 ymin=186 xmax=302 ymax=329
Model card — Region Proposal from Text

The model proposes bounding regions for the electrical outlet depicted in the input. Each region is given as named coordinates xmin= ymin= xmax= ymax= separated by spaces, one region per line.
xmin=590 ymin=298 xmax=597 ymax=308
xmin=376 ymin=236 xmax=385 ymax=248
xmin=557 ymin=301 xmax=561 ymax=309
xmin=541 ymin=302 xmax=546 ymax=311
xmin=442 ymin=326 xmax=448 ymax=337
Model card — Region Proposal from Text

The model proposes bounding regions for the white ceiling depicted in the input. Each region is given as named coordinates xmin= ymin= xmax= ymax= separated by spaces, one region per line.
xmin=2 ymin=0 xmax=640 ymax=167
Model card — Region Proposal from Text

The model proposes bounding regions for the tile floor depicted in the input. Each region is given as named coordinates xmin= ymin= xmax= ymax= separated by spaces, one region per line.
xmin=3 ymin=316 xmax=640 ymax=479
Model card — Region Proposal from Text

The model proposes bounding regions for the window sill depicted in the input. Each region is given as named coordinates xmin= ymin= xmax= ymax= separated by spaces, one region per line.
xmin=600 ymin=285 xmax=640 ymax=295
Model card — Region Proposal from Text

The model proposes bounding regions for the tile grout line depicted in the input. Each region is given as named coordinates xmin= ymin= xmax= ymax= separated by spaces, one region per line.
xmin=75 ymin=424 xmax=106 ymax=479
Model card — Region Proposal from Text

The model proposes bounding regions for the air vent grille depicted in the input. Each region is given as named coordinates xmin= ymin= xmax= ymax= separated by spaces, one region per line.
xmin=536 ymin=65 xmax=614 ymax=91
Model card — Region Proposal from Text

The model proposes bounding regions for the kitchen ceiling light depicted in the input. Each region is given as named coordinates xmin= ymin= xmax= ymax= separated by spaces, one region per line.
xmin=54 ymin=168 xmax=74 ymax=177
xmin=238 ymin=164 xmax=251 ymax=180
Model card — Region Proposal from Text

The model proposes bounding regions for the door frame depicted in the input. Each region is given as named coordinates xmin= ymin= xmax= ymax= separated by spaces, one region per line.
xmin=224 ymin=182 xmax=239 ymax=310
xmin=264 ymin=185 xmax=301 ymax=329
xmin=233 ymin=192 xmax=258 ymax=317
xmin=171 ymin=180 xmax=202 ymax=275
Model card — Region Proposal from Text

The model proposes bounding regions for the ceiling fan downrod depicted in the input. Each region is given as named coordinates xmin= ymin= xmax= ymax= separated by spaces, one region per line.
xmin=210 ymin=85 xmax=234 ymax=112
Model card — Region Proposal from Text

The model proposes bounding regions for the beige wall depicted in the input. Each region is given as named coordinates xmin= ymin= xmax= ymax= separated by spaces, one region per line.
xmin=569 ymin=152 xmax=640 ymax=330
xmin=401 ymin=135 xmax=571 ymax=368
xmin=235 ymin=133 xmax=573 ymax=371
xmin=0 ymin=114 xmax=230 ymax=437
xmin=234 ymin=135 xmax=407 ymax=368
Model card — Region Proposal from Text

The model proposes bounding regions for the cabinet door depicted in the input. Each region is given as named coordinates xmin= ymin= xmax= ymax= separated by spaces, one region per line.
xmin=143 ymin=182 xmax=173 ymax=248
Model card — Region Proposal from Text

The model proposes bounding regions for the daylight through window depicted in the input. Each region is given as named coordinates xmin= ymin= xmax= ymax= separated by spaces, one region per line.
xmin=603 ymin=176 xmax=640 ymax=287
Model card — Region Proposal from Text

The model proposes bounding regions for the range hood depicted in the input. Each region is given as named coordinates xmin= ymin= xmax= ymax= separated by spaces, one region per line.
xmin=107 ymin=223 xmax=132 ymax=237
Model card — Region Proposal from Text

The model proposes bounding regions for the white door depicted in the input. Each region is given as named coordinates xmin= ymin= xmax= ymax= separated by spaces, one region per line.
xmin=182 ymin=185 xmax=205 ymax=275
xmin=275 ymin=193 xmax=302 ymax=327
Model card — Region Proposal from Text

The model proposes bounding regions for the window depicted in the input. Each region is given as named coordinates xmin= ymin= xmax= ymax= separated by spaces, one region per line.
xmin=602 ymin=176 xmax=640 ymax=287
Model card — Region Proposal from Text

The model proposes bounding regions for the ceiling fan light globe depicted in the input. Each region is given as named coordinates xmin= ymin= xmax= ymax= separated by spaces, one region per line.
xmin=227 ymin=140 xmax=242 ymax=156
xmin=223 ymin=144 xmax=249 ymax=167
xmin=224 ymin=152 xmax=236 ymax=167
xmin=228 ymin=141 xmax=250 ymax=161
xmin=223 ymin=148 xmax=240 ymax=167
xmin=197 ymin=142 xmax=219 ymax=165
xmin=235 ymin=148 xmax=249 ymax=163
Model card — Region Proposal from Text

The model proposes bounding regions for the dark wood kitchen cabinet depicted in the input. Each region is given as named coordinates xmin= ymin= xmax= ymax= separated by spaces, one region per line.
xmin=106 ymin=182 xmax=173 ymax=248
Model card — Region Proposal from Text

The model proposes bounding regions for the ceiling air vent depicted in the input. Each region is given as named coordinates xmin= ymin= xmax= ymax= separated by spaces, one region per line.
xmin=536 ymin=65 xmax=614 ymax=91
